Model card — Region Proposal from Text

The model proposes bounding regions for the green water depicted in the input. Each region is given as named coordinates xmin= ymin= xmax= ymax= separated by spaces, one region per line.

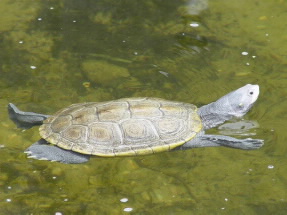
xmin=0 ymin=0 xmax=287 ymax=214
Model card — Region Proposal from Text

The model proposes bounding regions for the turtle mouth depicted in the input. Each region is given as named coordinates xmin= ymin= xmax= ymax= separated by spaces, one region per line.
xmin=242 ymin=103 xmax=256 ymax=116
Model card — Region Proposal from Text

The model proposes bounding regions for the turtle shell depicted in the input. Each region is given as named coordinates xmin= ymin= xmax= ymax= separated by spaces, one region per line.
xmin=39 ymin=98 xmax=202 ymax=157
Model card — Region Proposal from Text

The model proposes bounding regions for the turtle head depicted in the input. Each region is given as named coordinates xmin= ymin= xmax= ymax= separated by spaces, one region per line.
xmin=217 ymin=84 xmax=259 ymax=117
xmin=199 ymin=84 xmax=260 ymax=129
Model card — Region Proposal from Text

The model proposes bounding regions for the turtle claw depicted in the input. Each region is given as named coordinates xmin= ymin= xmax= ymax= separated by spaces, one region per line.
xmin=223 ymin=138 xmax=264 ymax=150
xmin=25 ymin=150 xmax=48 ymax=161
xmin=242 ymin=138 xmax=264 ymax=150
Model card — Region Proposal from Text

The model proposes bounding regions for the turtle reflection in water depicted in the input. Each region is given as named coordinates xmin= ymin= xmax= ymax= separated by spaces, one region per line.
xmin=8 ymin=84 xmax=264 ymax=164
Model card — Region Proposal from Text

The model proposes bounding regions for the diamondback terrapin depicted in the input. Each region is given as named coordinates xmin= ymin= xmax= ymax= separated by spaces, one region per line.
xmin=8 ymin=84 xmax=264 ymax=164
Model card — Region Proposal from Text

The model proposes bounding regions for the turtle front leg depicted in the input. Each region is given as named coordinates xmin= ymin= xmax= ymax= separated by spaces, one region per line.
xmin=181 ymin=135 xmax=264 ymax=150
xmin=8 ymin=103 xmax=50 ymax=129
xmin=25 ymin=139 xmax=91 ymax=164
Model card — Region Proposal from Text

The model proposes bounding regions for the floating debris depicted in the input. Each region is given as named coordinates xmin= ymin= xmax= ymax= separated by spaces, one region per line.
xmin=158 ymin=70 xmax=169 ymax=77
xmin=82 ymin=82 xmax=91 ymax=88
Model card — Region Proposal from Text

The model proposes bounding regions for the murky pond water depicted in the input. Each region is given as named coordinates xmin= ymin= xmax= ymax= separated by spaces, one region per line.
xmin=1 ymin=0 xmax=287 ymax=214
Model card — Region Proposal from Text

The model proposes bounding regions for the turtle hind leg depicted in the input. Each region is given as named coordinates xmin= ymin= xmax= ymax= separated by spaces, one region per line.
xmin=8 ymin=103 xmax=50 ymax=129
xmin=25 ymin=139 xmax=91 ymax=164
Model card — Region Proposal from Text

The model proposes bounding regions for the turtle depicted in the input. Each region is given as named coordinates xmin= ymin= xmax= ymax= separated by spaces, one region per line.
xmin=8 ymin=84 xmax=264 ymax=164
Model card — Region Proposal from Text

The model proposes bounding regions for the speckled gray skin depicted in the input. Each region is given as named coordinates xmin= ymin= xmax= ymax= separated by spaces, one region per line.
xmin=8 ymin=84 xmax=264 ymax=164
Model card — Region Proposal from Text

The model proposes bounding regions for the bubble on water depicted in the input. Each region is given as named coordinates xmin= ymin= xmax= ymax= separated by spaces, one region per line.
xmin=190 ymin=22 xmax=199 ymax=27
xmin=120 ymin=198 xmax=128 ymax=203
xmin=123 ymin=207 xmax=133 ymax=212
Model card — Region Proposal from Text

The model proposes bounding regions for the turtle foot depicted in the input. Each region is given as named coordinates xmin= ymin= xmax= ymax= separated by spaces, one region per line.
xmin=25 ymin=139 xmax=91 ymax=164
